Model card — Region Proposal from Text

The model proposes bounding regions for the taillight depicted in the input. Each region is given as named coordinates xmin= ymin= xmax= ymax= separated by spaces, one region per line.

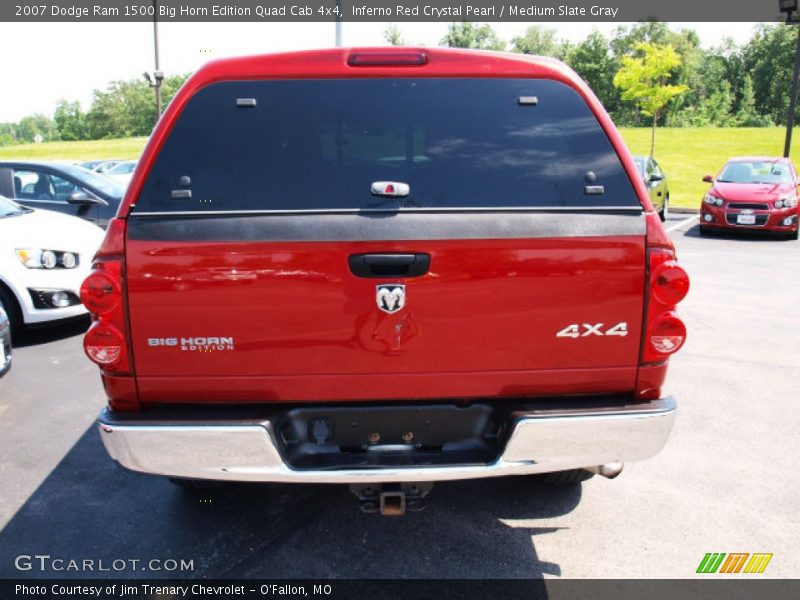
xmin=649 ymin=313 xmax=687 ymax=354
xmin=651 ymin=260 xmax=690 ymax=306
xmin=80 ymin=271 xmax=120 ymax=314
xmin=80 ymin=218 xmax=132 ymax=375
xmin=84 ymin=322 xmax=125 ymax=366
xmin=641 ymin=214 xmax=690 ymax=364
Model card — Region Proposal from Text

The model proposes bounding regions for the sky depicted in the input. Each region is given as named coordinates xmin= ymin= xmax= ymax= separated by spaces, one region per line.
xmin=0 ymin=21 xmax=764 ymax=122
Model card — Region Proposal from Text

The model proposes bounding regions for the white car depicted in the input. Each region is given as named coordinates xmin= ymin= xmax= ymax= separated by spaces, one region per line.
xmin=0 ymin=194 xmax=104 ymax=330
xmin=104 ymin=160 xmax=137 ymax=186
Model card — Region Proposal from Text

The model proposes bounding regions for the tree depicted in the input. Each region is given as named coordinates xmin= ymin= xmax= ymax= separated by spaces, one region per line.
xmin=86 ymin=80 xmax=153 ymax=138
xmin=567 ymin=31 xmax=619 ymax=114
xmin=0 ymin=123 xmax=18 ymax=146
xmin=511 ymin=26 xmax=568 ymax=58
xmin=735 ymin=75 xmax=772 ymax=126
xmin=384 ymin=24 xmax=404 ymax=46
xmin=16 ymin=114 xmax=58 ymax=143
xmin=86 ymin=74 xmax=189 ymax=138
xmin=54 ymin=100 xmax=87 ymax=141
xmin=742 ymin=24 xmax=798 ymax=125
xmin=611 ymin=21 xmax=671 ymax=58
xmin=662 ymin=29 xmax=702 ymax=122
xmin=440 ymin=23 xmax=505 ymax=51
xmin=156 ymin=74 xmax=189 ymax=114
xmin=614 ymin=43 xmax=688 ymax=156
xmin=698 ymin=80 xmax=736 ymax=126
xmin=715 ymin=38 xmax=746 ymax=114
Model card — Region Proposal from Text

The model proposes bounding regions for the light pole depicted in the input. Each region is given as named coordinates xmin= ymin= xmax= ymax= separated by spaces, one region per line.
xmin=153 ymin=0 xmax=163 ymax=116
xmin=144 ymin=0 xmax=165 ymax=122
xmin=780 ymin=0 xmax=800 ymax=157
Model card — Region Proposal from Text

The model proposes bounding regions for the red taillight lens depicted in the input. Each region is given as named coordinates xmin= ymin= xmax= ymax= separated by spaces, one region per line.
xmin=80 ymin=271 xmax=120 ymax=314
xmin=82 ymin=262 xmax=132 ymax=375
xmin=641 ymin=244 xmax=689 ymax=365
xmin=84 ymin=322 xmax=125 ymax=366
xmin=80 ymin=219 xmax=131 ymax=376
xmin=649 ymin=313 xmax=686 ymax=355
xmin=636 ymin=214 xmax=689 ymax=398
xmin=651 ymin=260 xmax=690 ymax=306
xmin=96 ymin=217 xmax=126 ymax=257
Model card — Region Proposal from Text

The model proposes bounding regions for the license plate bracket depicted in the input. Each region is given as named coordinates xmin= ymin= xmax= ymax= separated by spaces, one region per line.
xmin=278 ymin=403 xmax=501 ymax=469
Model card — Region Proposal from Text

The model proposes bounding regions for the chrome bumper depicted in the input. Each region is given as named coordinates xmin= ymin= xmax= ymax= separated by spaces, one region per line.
xmin=97 ymin=397 xmax=677 ymax=484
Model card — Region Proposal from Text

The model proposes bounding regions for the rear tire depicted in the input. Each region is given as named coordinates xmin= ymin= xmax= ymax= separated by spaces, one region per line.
xmin=536 ymin=469 xmax=594 ymax=486
xmin=658 ymin=196 xmax=669 ymax=222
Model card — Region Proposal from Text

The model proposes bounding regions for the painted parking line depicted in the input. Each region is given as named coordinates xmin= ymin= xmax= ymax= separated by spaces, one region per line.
xmin=666 ymin=214 xmax=700 ymax=233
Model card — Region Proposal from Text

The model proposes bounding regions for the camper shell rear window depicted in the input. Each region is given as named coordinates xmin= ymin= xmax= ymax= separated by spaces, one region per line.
xmin=134 ymin=78 xmax=641 ymax=213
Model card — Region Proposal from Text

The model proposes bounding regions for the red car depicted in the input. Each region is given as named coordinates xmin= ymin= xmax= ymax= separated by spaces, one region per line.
xmin=700 ymin=157 xmax=799 ymax=239
xmin=80 ymin=48 xmax=689 ymax=514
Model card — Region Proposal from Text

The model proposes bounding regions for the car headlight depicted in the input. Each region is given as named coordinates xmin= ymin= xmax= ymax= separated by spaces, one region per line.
xmin=41 ymin=250 xmax=57 ymax=269
xmin=778 ymin=195 xmax=797 ymax=209
xmin=62 ymin=252 xmax=77 ymax=269
xmin=703 ymin=193 xmax=724 ymax=206
xmin=15 ymin=249 xmax=80 ymax=269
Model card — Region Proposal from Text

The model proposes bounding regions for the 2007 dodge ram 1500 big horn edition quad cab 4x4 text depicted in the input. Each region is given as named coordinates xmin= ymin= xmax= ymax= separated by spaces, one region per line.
xmin=80 ymin=48 xmax=689 ymax=515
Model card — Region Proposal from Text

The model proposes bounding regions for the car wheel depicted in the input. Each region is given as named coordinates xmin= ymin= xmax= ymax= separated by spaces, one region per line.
xmin=790 ymin=228 xmax=799 ymax=241
xmin=168 ymin=477 xmax=226 ymax=490
xmin=535 ymin=469 xmax=595 ymax=486
xmin=699 ymin=225 xmax=713 ymax=236
xmin=0 ymin=286 xmax=22 ymax=340
xmin=659 ymin=195 xmax=669 ymax=222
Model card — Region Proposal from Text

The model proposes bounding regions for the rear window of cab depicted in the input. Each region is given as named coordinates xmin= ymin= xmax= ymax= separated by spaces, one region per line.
xmin=133 ymin=78 xmax=641 ymax=213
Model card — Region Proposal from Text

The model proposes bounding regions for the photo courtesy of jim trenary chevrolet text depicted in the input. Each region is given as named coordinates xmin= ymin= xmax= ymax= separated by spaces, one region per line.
xmin=0 ymin=0 xmax=798 ymax=598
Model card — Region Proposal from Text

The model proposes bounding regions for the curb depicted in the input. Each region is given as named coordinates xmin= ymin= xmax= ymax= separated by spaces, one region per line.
xmin=670 ymin=207 xmax=699 ymax=214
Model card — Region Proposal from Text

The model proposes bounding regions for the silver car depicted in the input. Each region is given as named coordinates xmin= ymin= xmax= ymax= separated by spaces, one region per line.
xmin=0 ymin=306 xmax=10 ymax=378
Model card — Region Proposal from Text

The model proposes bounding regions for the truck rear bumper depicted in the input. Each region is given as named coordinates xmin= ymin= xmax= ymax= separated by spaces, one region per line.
xmin=97 ymin=396 xmax=677 ymax=483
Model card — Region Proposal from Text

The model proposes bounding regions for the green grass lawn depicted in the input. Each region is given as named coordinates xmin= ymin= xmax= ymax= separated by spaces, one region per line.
xmin=1 ymin=128 xmax=797 ymax=208
xmin=619 ymin=127 xmax=799 ymax=208
xmin=0 ymin=137 xmax=147 ymax=162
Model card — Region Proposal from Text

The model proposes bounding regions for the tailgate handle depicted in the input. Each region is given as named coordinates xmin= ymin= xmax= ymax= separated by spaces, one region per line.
xmin=349 ymin=253 xmax=430 ymax=278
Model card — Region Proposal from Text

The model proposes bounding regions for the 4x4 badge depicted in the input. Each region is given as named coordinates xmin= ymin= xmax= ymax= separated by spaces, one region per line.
xmin=376 ymin=284 xmax=406 ymax=314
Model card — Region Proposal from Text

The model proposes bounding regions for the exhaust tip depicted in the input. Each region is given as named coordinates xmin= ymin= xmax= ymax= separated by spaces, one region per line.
xmin=585 ymin=462 xmax=624 ymax=479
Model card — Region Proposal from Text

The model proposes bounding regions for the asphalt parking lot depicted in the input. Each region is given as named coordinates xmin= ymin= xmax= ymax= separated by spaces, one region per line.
xmin=0 ymin=214 xmax=798 ymax=580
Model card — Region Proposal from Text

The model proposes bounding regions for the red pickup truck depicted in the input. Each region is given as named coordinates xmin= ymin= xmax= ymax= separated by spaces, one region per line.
xmin=80 ymin=48 xmax=688 ymax=515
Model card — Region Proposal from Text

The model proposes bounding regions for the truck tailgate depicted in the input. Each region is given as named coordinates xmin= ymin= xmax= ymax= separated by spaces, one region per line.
xmin=125 ymin=215 xmax=645 ymax=402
